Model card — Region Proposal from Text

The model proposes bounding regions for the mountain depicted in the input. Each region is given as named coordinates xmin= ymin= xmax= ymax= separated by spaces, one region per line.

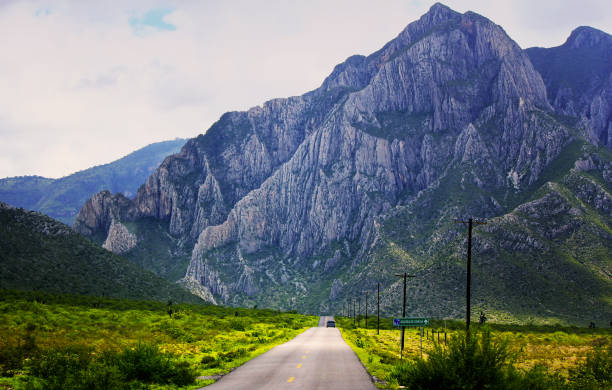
xmin=0 ymin=202 xmax=203 ymax=303
xmin=73 ymin=3 xmax=611 ymax=324
xmin=0 ymin=138 xmax=186 ymax=225
xmin=526 ymin=26 xmax=612 ymax=148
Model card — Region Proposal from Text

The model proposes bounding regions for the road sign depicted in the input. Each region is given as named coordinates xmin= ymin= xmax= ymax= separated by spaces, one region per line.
xmin=393 ymin=317 xmax=429 ymax=327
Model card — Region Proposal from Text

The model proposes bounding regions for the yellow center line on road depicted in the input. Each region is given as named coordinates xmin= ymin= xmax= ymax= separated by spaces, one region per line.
xmin=288 ymin=376 xmax=295 ymax=383
xmin=297 ymin=363 xmax=302 ymax=368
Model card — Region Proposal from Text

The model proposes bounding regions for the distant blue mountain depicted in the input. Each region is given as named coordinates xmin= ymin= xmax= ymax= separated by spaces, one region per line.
xmin=0 ymin=138 xmax=186 ymax=224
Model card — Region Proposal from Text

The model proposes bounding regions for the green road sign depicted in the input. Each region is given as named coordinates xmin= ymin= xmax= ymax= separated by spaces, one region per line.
xmin=393 ymin=317 xmax=429 ymax=327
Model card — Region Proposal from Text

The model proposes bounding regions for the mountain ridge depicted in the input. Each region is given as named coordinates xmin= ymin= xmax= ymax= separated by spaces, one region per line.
xmin=0 ymin=201 xmax=203 ymax=304
xmin=0 ymin=138 xmax=186 ymax=224
xmin=73 ymin=4 xmax=611 ymax=324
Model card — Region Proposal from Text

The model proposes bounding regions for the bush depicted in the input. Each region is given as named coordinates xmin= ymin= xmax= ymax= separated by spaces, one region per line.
xmin=25 ymin=345 xmax=131 ymax=390
xmin=112 ymin=343 xmax=196 ymax=386
xmin=389 ymin=329 xmax=558 ymax=390
xmin=568 ymin=347 xmax=612 ymax=389
xmin=28 ymin=345 xmax=92 ymax=384
xmin=228 ymin=318 xmax=247 ymax=331
xmin=0 ymin=324 xmax=39 ymax=376
xmin=218 ymin=348 xmax=248 ymax=362
xmin=23 ymin=343 xmax=196 ymax=389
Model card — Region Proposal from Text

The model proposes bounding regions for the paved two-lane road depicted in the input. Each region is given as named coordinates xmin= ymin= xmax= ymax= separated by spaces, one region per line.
xmin=204 ymin=316 xmax=376 ymax=389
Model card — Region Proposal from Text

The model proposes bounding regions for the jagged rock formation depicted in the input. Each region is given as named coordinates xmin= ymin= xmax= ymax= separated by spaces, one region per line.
xmin=102 ymin=220 xmax=137 ymax=254
xmin=526 ymin=26 xmax=612 ymax=147
xmin=0 ymin=139 xmax=186 ymax=225
xmin=74 ymin=3 xmax=611 ymax=324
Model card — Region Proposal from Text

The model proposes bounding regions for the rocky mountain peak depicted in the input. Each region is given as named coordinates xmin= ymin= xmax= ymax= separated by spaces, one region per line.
xmin=565 ymin=26 xmax=612 ymax=49
xmin=420 ymin=2 xmax=460 ymax=26
xmin=526 ymin=25 xmax=611 ymax=148
xmin=70 ymin=5 xmax=610 ymax=321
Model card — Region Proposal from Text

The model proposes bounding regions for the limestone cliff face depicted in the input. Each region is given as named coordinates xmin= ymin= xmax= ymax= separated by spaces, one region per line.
xmin=185 ymin=3 xmax=566 ymax=300
xmin=73 ymin=4 xmax=609 ymax=315
xmin=102 ymin=220 xmax=137 ymax=254
xmin=73 ymin=190 xmax=132 ymax=237
xmin=527 ymin=26 xmax=612 ymax=148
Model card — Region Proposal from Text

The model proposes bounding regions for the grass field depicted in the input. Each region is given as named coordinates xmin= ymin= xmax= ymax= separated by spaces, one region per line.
xmin=0 ymin=290 xmax=317 ymax=389
xmin=336 ymin=316 xmax=611 ymax=389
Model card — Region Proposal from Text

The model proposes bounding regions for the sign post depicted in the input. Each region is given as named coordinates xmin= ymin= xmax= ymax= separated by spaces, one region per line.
xmin=393 ymin=318 xmax=430 ymax=358
xmin=420 ymin=327 xmax=423 ymax=359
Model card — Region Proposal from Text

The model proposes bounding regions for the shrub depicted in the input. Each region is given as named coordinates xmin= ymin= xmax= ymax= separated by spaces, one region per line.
xmin=200 ymin=354 xmax=216 ymax=365
xmin=218 ymin=348 xmax=248 ymax=362
xmin=568 ymin=347 xmax=612 ymax=389
xmin=378 ymin=351 xmax=399 ymax=365
xmin=389 ymin=329 xmax=559 ymax=390
xmin=200 ymin=354 xmax=221 ymax=368
xmin=112 ymin=343 xmax=196 ymax=386
xmin=0 ymin=344 xmax=27 ymax=376
xmin=25 ymin=345 xmax=125 ymax=390
xmin=228 ymin=318 xmax=247 ymax=331
xmin=28 ymin=345 xmax=92 ymax=384
xmin=0 ymin=324 xmax=39 ymax=376
xmin=24 ymin=343 xmax=196 ymax=389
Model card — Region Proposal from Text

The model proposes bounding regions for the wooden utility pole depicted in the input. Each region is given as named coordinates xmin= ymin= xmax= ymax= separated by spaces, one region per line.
xmin=395 ymin=273 xmax=415 ymax=359
xmin=365 ymin=291 xmax=368 ymax=329
xmin=377 ymin=283 xmax=380 ymax=335
xmin=358 ymin=297 xmax=361 ymax=328
xmin=456 ymin=218 xmax=487 ymax=336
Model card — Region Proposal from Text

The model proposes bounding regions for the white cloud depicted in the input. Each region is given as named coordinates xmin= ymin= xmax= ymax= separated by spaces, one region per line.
xmin=0 ymin=0 xmax=610 ymax=178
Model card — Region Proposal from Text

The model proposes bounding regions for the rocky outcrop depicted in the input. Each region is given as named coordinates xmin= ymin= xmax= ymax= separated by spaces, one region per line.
xmin=73 ymin=190 xmax=132 ymax=237
xmin=185 ymin=3 xmax=565 ymax=297
xmin=102 ymin=219 xmax=137 ymax=254
xmin=73 ymin=4 xmax=611 ymax=318
xmin=526 ymin=26 xmax=612 ymax=148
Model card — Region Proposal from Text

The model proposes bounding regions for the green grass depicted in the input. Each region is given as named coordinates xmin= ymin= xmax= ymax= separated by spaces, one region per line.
xmin=0 ymin=290 xmax=318 ymax=389
xmin=336 ymin=317 xmax=611 ymax=389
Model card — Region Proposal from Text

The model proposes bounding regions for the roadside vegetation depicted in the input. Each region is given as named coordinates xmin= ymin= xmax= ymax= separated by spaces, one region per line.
xmin=0 ymin=289 xmax=317 ymax=389
xmin=337 ymin=316 xmax=611 ymax=389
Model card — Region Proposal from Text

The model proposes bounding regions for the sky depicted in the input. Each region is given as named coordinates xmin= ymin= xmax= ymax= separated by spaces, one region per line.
xmin=1 ymin=0 xmax=610 ymax=179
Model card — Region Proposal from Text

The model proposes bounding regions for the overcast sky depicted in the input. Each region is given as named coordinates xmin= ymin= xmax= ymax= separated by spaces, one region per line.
xmin=1 ymin=0 xmax=610 ymax=179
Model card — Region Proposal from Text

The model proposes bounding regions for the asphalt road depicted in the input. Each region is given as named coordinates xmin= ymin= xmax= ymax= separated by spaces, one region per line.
xmin=203 ymin=316 xmax=376 ymax=390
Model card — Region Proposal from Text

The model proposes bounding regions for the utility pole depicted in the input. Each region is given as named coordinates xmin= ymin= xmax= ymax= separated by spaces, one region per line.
xmin=358 ymin=297 xmax=361 ymax=328
xmin=395 ymin=273 xmax=415 ymax=359
xmin=456 ymin=218 xmax=487 ymax=336
xmin=377 ymin=283 xmax=380 ymax=335
xmin=365 ymin=291 xmax=368 ymax=329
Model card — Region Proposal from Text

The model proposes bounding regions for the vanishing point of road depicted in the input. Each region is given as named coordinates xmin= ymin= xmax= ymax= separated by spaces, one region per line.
xmin=203 ymin=316 xmax=377 ymax=390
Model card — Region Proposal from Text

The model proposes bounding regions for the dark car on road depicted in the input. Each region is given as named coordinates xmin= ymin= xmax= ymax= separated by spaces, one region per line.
xmin=326 ymin=320 xmax=335 ymax=328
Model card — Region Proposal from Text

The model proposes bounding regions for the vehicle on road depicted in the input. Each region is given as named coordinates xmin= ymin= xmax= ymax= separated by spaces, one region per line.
xmin=326 ymin=320 xmax=335 ymax=328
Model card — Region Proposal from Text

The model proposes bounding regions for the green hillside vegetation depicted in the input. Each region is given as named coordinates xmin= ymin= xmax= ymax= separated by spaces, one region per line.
xmin=121 ymin=218 xmax=194 ymax=282
xmin=0 ymin=203 xmax=200 ymax=304
xmin=0 ymin=290 xmax=317 ymax=389
xmin=187 ymin=132 xmax=612 ymax=325
xmin=336 ymin=317 xmax=611 ymax=389
xmin=334 ymin=131 xmax=612 ymax=325
xmin=0 ymin=139 xmax=186 ymax=224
